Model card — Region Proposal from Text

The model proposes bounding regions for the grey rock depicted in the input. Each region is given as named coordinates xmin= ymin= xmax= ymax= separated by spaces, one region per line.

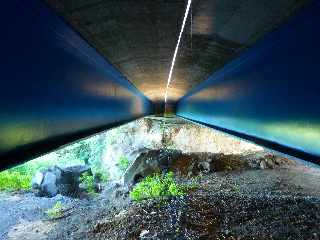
xmin=259 ymin=160 xmax=267 ymax=169
xmin=31 ymin=165 xmax=91 ymax=198
xmin=123 ymin=149 xmax=182 ymax=185
xmin=41 ymin=172 xmax=58 ymax=197
xmin=63 ymin=165 xmax=91 ymax=175
xmin=31 ymin=171 xmax=44 ymax=189
xmin=49 ymin=166 xmax=62 ymax=182
xmin=197 ymin=161 xmax=211 ymax=173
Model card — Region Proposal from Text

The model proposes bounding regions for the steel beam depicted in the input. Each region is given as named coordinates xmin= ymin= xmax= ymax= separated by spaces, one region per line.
xmin=0 ymin=0 xmax=153 ymax=169
xmin=177 ymin=1 xmax=320 ymax=164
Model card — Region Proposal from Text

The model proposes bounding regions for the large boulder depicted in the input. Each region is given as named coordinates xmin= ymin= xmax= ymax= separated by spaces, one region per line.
xmin=123 ymin=149 xmax=182 ymax=184
xmin=123 ymin=149 xmax=297 ymax=185
xmin=58 ymin=165 xmax=91 ymax=196
xmin=32 ymin=165 xmax=91 ymax=197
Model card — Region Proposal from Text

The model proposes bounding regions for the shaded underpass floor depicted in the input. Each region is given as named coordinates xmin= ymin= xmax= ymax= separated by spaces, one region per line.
xmin=1 ymin=164 xmax=320 ymax=239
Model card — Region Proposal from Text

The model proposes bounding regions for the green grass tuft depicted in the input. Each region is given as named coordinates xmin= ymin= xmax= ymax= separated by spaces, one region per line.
xmin=46 ymin=201 xmax=63 ymax=219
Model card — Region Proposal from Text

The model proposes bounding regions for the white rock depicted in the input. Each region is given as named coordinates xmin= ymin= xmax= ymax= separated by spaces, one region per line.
xmin=115 ymin=210 xmax=127 ymax=218
xmin=259 ymin=160 xmax=267 ymax=169
xmin=140 ymin=230 xmax=149 ymax=238
xmin=31 ymin=171 xmax=44 ymax=188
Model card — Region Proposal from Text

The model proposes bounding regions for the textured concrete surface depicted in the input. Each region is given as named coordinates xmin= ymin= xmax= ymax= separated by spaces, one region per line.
xmin=44 ymin=0 xmax=310 ymax=102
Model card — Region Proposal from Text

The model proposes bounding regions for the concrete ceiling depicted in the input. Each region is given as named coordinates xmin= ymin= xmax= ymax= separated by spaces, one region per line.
xmin=44 ymin=0 xmax=310 ymax=102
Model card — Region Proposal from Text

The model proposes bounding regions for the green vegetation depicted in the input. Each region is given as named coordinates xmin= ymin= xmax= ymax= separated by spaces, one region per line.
xmin=0 ymin=133 xmax=110 ymax=192
xmin=80 ymin=171 xmax=110 ymax=195
xmin=94 ymin=171 xmax=110 ymax=183
xmin=55 ymin=133 xmax=108 ymax=173
xmin=130 ymin=172 xmax=186 ymax=201
xmin=231 ymin=184 xmax=241 ymax=192
xmin=189 ymin=176 xmax=200 ymax=190
xmin=0 ymin=171 xmax=31 ymax=191
xmin=165 ymin=139 xmax=176 ymax=149
xmin=80 ymin=173 xmax=95 ymax=194
xmin=159 ymin=121 xmax=167 ymax=133
xmin=117 ymin=155 xmax=129 ymax=172
xmin=46 ymin=201 xmax=63 ymax=219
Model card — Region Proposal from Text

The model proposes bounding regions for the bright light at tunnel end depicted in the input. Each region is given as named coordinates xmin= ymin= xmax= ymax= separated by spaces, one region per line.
xmin=164 ymin=0 xmax=192 ymax=103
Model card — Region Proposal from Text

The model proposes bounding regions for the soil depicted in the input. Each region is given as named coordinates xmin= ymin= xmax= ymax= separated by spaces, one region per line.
xmin=1 ymin=164 xmax=320 ymax=240
xmin=0 ymin=192 xmax=75 ymax=240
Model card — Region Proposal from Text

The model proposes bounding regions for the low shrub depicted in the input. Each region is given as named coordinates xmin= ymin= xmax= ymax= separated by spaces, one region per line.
xmin=94 ymin=171 xmax=109 ymax=183
xmin=46 ymin=201 xmax=63 ymax=219
xmin=130 ymin=172 xmax=186 ymax=201
xmin=0 ymin=171 xmax=32 ymax=191
xmin=189 ymin=176 xmax=200 ymax=190
xmin=117 ymin=155 xmax=129 ymax=172
xmin=80 ymin=173 xmax=95 ymax=194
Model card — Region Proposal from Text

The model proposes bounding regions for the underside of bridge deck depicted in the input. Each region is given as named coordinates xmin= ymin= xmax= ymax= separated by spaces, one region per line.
xmin=45 ymin=0 xmax=310 ymax=102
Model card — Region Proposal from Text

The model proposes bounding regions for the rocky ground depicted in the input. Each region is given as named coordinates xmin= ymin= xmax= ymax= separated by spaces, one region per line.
xmin=1 ymin=163 xmax=320 ymax=240
xmin=0 ymin=192 xmax=75 ymax=240
xmin=1 ymin=117 xmax=320 ymax=239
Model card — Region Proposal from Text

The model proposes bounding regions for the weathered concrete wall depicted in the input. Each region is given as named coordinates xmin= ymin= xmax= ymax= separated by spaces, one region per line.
xmin=101 ymin=117 xmax=274 ymax=180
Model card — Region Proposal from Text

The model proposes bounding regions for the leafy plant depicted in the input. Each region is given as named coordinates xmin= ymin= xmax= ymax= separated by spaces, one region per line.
xmin=231 ymin=184 xmax=240 ymax=192
xmin=80 ymin=173 xmax=95 ymax=194
xmin=159 ymin=122 xmax=167 ymax=134
xmin=94 ymin=171 xmax=109 ymax=183
xmin=165 ymin=140 xmax=176 ymax=149
xmin=130 ymin=172 xmax=186 ymax=201
xmin=189 ymin=176 xmax=200 ymax=190
xmin=117 ymin=156 xmax=129 ymax=172
xmin=46 ymin=201 xmax=63 ymax=219
xmin=0 ymin=171 xmax=32 ymax=191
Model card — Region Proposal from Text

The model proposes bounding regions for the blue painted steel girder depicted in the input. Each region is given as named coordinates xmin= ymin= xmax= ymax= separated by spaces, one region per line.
xmin=0 ymin=0 xmax=153 ymax=169
xmin=177 ymin=1 xmax=320 ymax=164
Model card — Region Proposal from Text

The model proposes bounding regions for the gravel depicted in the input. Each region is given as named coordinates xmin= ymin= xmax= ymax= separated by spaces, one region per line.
xmin=0 ymin=192 xmax=75 ymax=240
xmin=1 ymin=165 xmax=320 ymax=240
